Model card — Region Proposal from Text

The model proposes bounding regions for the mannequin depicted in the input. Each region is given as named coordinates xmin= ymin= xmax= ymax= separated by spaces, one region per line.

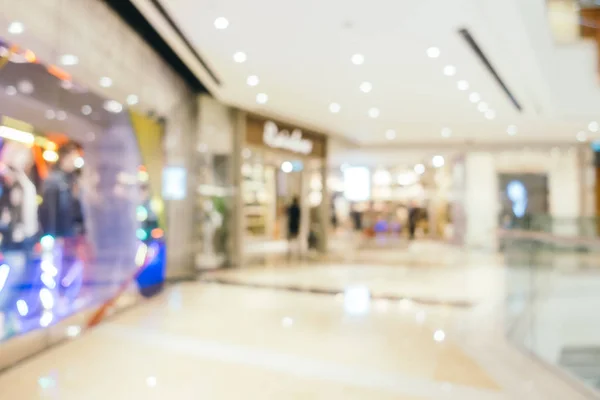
xmin=0 ymin=141 xmax=38 ymax=248
xmin=0 ymin=141 xmax=38 ymax=312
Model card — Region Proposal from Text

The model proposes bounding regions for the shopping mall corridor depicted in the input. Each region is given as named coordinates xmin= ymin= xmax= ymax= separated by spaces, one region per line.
xmin=0 ymin=242 xmax=593 ymax=400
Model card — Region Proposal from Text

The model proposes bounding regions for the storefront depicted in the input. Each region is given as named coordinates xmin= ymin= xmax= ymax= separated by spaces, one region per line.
xmin=328 ymin=158 xmax=452 ymax=239
xmin=239 ymin=115 xmax=329 ymax=261
xmin=0 ymin=0 xmax=199 ymax=369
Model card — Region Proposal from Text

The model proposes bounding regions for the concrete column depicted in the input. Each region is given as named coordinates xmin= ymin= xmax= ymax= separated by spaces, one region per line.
xmin=464 ymin=152 xmax=498 ymax=250
xmin=318 ymin=160 xmax=330 ymax=252
xmin=549 ymin=148 xmax=580 ymax=236
xmin=164 ymin=94 xmax=197 ymax=280
xmin=230 ymin=109 xmax=246 ymax=266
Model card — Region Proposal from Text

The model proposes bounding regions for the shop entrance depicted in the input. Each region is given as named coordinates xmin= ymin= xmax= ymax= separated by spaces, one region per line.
xmin=239 ymin=115 xmax=328 ymax=263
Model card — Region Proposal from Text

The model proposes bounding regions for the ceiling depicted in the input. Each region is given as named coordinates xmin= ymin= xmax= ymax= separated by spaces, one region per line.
xmin=137 ymin=0 xmax=599 ymax=146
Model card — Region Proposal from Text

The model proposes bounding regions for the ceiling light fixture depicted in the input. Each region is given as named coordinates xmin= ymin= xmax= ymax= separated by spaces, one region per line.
xmin=414 ymin=164 xmax=425 ymax=175
xmin=214 ymin=17 xmax=229 ymax=30
xmin=588 ymin=121 xmax=599 ymax=132
xmin=469 ymin=92 xmax=480 ymax=103
xmin=441 ymin=127 xmax=452 ymax=138
xmin=256 ymin=93 xmax=268 ymax=104
xmin=99 ymin=77 xmax=112 ymax=88
xmin=60 ymin=80 xmax=74 ymax=90
xmin=507 ymin=125 xmax=518 ymax=136
xmin=127 ymin=94 xmax=139 ymax=105
xmin=45 ymin=110 xmax=56 ymax=120
xmin=246 ymin=75 xmax=259 ymax=87
xmin=577 ymin=131 xmax=588 ymax=142
xmin=8 ymin=21 xmax=24 ymax=35
xmin=432 ymin=155 xmax=445 ymax=168
xmin=329 ymin=102 xmax=341 ymax=113
xmin=351 ymin=54 xmax=365 ymax=65
xmin=359 ymin=82 xmax=372 ymax=93
xmin=485 ymin=109 xmax=496 ymax=120
xmin=103 ymin=100 xmax=123 ymax=113
xmin=81 ymin=105 xmax=92 ymax=116
xmin=385 ymin=129 xmax=396 ymax=140
xmin=443 ymin=65 xmax=456 ymax=76
xmin=477 ymin=102 xmax=489 ymax=112
xmin=5 ymin=85 xmax=17 ymax=96
xmin=457 ymin=80 xmax=469 ymax=91
xmin=233 ymin=51 xmax=247 ymax=63
xmin=17 ymin=80 xmax=34 ymax=94
xmin=368 ymin=107 xmax=380 ymax=118
xmin=426 ymin=47 xmax=440 ymax=58
xmin=56 ymin=110 xmax=67 ymax=121
xmin=60 ymin=54 xmax=79 ymax=66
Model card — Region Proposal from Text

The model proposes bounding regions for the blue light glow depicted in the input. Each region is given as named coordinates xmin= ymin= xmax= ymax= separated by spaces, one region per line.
xmin=136 ymin=228 xmax=148 ymax=241
xmin=40 ymin=235 xmax=55 ymax=250
xmin=506 ymin=180 xmax=528 ymax=218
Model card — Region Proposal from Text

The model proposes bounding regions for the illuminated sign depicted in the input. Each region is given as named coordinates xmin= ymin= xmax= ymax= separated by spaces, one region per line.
xmin=162 ymin=166 xmax=187 ymax=200
xmin=263 ymin=121 xmax=313 ymax=155
xmin=343 ymin=166 xmax=370 ymax=201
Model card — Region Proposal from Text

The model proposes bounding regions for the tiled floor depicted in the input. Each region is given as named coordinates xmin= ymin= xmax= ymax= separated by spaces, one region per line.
xmin=0 ymin=243 xmax=596 ymax=399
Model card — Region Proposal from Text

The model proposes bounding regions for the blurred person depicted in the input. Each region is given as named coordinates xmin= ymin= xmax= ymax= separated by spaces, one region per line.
xmin=286 ymin=196 xmax=301 ymax=258
xmin=408 ymin=202 xmax=420 ymax=240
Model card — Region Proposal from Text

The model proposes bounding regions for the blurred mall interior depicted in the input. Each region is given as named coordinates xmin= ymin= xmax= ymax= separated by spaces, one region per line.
xmin=0 ymin=0 xmax=600 ymax=398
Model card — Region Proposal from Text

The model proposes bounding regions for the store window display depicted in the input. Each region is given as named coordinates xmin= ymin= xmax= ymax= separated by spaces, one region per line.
xmin=0 ymin=36 xmax=166 ymax=355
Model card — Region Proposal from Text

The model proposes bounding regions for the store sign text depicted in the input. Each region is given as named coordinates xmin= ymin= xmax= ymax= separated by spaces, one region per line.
xmin=263 ymin=121 xmax=313 ymax=155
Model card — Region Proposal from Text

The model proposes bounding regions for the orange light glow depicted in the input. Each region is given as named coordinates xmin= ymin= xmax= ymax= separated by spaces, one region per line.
xmin=24 ymin=49 xmax=36 ymax=63
xmin=47 ymin=65 xmax=71 ymax=82
xmin=151 ymin=228 xmax=164 ymax=239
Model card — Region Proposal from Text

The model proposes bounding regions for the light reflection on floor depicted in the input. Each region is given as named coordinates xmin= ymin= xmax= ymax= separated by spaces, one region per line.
xmin=0 ymin=242 xmax=596 ymax=399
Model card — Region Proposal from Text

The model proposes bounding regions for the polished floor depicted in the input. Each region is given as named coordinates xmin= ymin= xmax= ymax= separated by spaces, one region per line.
xmin=0 ymin=243 xmax=596 ymax=399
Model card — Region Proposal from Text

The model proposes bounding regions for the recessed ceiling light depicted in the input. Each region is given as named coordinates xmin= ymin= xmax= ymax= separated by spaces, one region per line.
xmin=351 ymin=54 xmax=365 ymax=65
xmin=577 ymin=131 xmax=588 ymax=142
xmin=45 ymin=110 xmax=56 ymax=120
xmin=99 ymin=77 xmax=112 ymax=88
xmin=588 ymin=121 xmax=599 ymax=132
xmin=246 ymin=75 xmax=259 ymax=86
xmin=441 ymin=127 xmax=452 ymax=138
xmin=368 ymin=107 xmax=380 ymax=118
xmin=103 ymin=100 xmax=123 ymax=113
xmin=507 ymin=125 xmax=518 ymax=136
xmin=432 ymin=155 xmax=445 ymax=168
xmin=360 ymin=82 xmax=372 ymax=93
xmin=214 ymin=17 xmax=229 ymax=30
xmin=60 ymin=80 xmax=74 ymax=90
xmin=477 ymin=102 xmax=489 ymax=112
xmin=17 ymin=80 xmax=34 ymax=94
xmin=414 ymin=164 xmax=425 ymax=175
xmin=443 ymin=65 xmax=456 ymax=76
xmin=8 ymin=21 xmax=24 ymax=35
xmin=5 ymin=85 xmax=17 ymax=96
xmin=385 ymin=129 xmax=396 ymax=140
xmin=426 ymin=47 xmax=440 ymax=58
xmin=56 ymin=110 xmax=67 ymax=121
xmin=329 ymin=102 xmax=341 ymax=113
xmin=256 ymin=93 xmax=268 ymax=104
xmin=127 ymin=94 xmax=139 ymax=105
xmin=81 ymin=105 xmax=92 ymax=115
xmin=60 ymin=54 xmax=79 ymax=66
xmin=457 ymin=80 xmax=469 ymax=91
xmin=233 ymin=51 xmax=247 ymax=63
xmin=469 ymin=93 xmax=480 ymax=103
xmin=485 ymin=109 xmax=496 ymax=120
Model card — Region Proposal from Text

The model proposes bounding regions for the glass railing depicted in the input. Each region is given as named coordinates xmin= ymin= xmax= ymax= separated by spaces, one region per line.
xmin=501 ymin=217 xmax=600 ymax=393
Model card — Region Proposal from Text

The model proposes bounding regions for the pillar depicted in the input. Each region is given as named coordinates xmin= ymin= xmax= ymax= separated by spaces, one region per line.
xmin=464 ymin=152 xmax=498 ymax=250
